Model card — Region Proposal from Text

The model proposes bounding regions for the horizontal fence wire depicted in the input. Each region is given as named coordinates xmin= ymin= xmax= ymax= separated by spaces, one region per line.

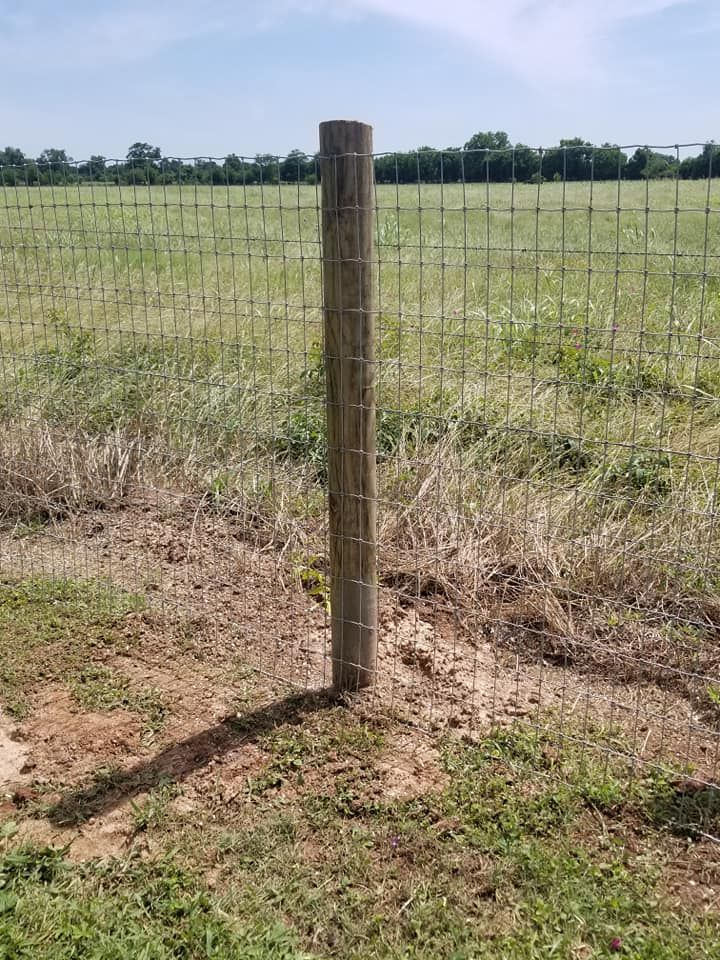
xmin=1 ymin=144 xmax=720 ymax=831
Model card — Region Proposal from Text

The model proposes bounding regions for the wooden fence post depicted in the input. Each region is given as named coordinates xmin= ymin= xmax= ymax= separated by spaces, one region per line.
xmin=319 ymin=120 xmax=378 ymax=691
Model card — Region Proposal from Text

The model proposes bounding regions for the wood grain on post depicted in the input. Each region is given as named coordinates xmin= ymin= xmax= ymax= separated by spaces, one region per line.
xmin=319 ymin=120 xmax=378 ymax=691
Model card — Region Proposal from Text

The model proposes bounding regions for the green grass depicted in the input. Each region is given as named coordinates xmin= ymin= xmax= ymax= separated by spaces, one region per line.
xmin=0 ymin=843 xmax=308 ymax=959
xmin=2 ymin=722 xmax=719 ymax=958
xmin=0 ymin=577 xmax=147 ymax=720
xmin=130 ymin=722 xmax=720 ymax=958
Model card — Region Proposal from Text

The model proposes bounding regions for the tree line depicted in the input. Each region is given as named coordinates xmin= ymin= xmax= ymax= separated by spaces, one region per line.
xmin=1 ymin=135 xmax=718 ymax=186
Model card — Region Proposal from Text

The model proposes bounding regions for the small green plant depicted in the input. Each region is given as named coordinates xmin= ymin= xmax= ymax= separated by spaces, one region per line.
xmin=292 ymin=554 xmax=330 ymax=612
xmin=535 ymin=433 xmax=593 ymax=472
xmin=377 ymin=213 xmax=411 ymax=248
xmin=276 ymin=410 xmax=327 ymax=481
xmin=9 ymin=518 xmax=47 ymax=540
xmin=606 ymin=450 xmax=671 ymax=494
xmin=299 ymin=341 xmax=325 ymax=398
xmin=68 ymin=666 xmax=166 ymax=737
xmin=129 ymin=778 xmax=179 ymax=833
xmin=248 ymin=732 xmax=308 ymax=795
xmin=41 ymin=310 xmax=95 ymax=382
xmin=202 ymin=471 xmax=237 ymax=511
xmin=554 ymin=344 xmax=613 ymax=388
xmin=0 ymin=821 xmax=18 ymax=844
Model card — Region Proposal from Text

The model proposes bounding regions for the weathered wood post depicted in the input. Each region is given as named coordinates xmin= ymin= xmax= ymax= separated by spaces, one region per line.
xmin=319 ymin=120 xmax=378 ymax=691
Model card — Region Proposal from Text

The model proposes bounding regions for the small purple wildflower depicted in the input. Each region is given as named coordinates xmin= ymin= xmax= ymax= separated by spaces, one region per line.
xmin=390 ymin=835 xmax=400 ymax=849
xmin=610 ymin=937 xmax=623 ymax=952
xmin=574 ymin=342 xmax=582 ymax=350
xmin=612 ymin=324 xmax=619 ymax=333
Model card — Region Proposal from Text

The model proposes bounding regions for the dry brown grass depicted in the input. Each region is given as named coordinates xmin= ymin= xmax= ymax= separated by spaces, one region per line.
xmin=1 ymin=410 xmax=719 ymax=707
xmin=0 ymin=421 xmax=141 ymax=523
xmin=373 ymin=432 xmax=720 ymax=698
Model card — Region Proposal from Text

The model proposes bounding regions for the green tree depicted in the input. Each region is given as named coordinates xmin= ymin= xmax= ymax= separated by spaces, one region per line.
xmin=626 ymin=147 xmax=678 ymax=180
xmin=123 ymin=143 xmax=162 ymax=184
xmin=223 ymin=154 xmax=251 ymax=184
xmin=77 ymin=155 xmax=107 ymax=181
xmin=190 ymin=158 xmax=223 ymax=184
xmin=280 ymin=149 xmax=310 ymax=182
xmin=543 ymin=138 xmax=592 ymax=181
xmin=514 ymin=144 xmax=541 ymax=182
xmin=0 ymin=146 xmax=26 ymax=166
xmin=413 ymin=147 xmax=439 ymax=182
xmin=593 ymin=143 xmax=627 ymax=180
xmin=126 ymin=142 xmax=161 ymax=163
xmin=254 ymin=154 xmax=279 ymax=184
xmin=373 ymin=154 xmax=394 ymax=184
xmin=35 ymin=148 xmax=73 ymax=184
xmin=0 ymin=147 xmax=29 ymax=184
xmin=37 ymin=147 xmax=72 ymax=165
xmin=463 ymin=131 xmax=512 ymax=182
xmin=440 ymin=148 xmax=462 ymax=183
xmin=678 ymin=143 xmax=719 ymax=179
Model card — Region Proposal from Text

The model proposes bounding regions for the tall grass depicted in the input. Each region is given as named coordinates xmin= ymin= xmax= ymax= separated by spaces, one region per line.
xmin=2 ymin=179 xmax=720 ymax=684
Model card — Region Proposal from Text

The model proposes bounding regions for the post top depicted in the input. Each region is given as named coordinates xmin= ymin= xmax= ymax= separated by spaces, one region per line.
xmin=319 ymin=120 xmax=374 ymax=155
xmin=319 ymin=119 xmax=372 ymax=129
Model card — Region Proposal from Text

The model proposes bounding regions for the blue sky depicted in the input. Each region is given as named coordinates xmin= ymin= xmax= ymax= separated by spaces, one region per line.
xmin=1 ymin=0 xmax=717 ymax=160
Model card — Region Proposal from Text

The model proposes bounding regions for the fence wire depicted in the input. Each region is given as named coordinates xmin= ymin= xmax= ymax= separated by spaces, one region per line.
xmin=1 ymin=145 xmax=720 ymax=819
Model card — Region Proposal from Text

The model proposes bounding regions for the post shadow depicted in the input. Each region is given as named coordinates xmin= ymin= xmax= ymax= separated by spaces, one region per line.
xmin=46 ymin=688 xmax=338 ymax=826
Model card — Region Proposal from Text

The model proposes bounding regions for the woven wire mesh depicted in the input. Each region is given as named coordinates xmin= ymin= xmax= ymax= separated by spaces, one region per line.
xmin=1 ymin=145 xmax=719 ymax=811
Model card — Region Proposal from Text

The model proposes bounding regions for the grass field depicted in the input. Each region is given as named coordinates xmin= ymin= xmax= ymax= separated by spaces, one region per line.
xmin=2 ymin=179 xmax=720 ymax=687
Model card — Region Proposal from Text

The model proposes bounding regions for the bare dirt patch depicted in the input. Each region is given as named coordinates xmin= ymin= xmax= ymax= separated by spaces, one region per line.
xmin=2 ymin=497 xmax=719 ymax=808
xmin=662 ymin=838 xmax=720 ymax=914
xmin=13 ymin=806 xmax=136 ymax=861
xmin=375 ymin=731 xmax=447 ymax=800
xmin=22 ymin=688 xmax=144 ymax=784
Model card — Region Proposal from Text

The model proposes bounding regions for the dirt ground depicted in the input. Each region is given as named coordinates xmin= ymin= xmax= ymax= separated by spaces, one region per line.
xmin=0 ymin=712 xmax=27 ymax=785
xmin=1 ymin=495 xmax=719 ymax=860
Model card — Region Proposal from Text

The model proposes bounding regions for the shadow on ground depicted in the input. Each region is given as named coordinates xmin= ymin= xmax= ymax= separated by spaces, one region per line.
xmin=46 ymin=689 xmax=338 ymax=825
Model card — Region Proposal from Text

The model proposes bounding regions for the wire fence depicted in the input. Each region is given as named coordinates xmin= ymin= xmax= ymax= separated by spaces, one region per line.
xmin=2 ymin=135 xmax=720 ymax=812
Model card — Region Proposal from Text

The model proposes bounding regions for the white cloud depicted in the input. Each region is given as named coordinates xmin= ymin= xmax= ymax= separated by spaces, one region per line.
xmin=0 ymin=0 xmax=695 ymax=81
xmin=337 ymin=0 xmax=694 ymax=81
xmin=0 ymin=1 xmax=274 ymax=70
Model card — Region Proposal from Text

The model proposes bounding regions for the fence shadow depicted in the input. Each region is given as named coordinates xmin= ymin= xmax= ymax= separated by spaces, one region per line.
xmin=46 ymin=688 xmax=338 ymax=826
